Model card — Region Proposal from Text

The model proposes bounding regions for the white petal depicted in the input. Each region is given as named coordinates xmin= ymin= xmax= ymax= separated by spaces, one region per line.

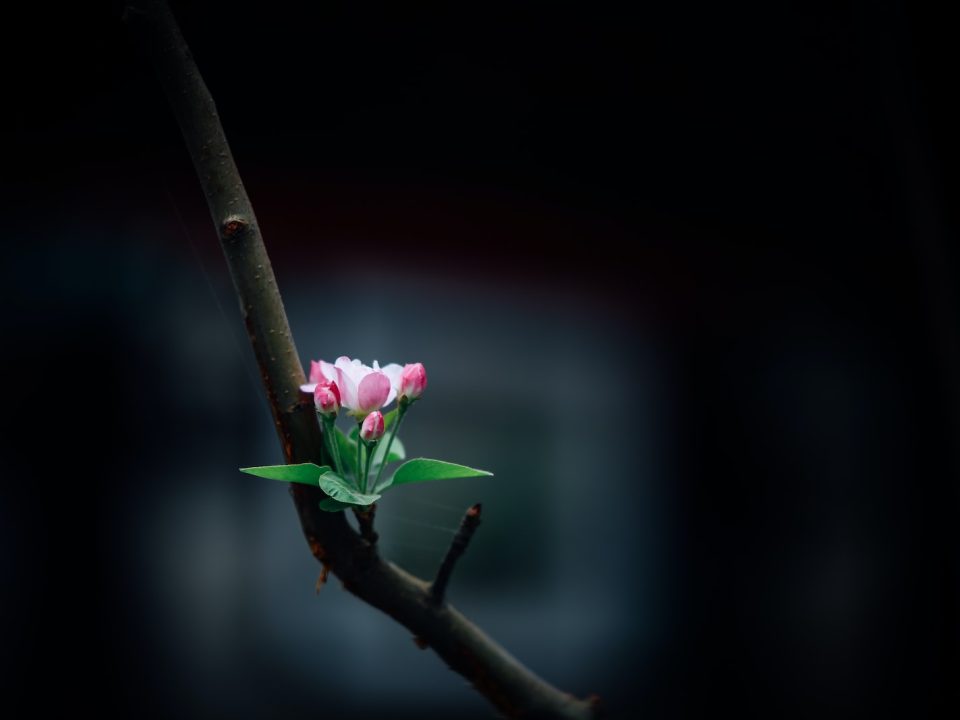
xmin=379 ymin=363 xmax=404 ymax=390
xmin=335 ymin=356 xmax=365 ymax=384
xmin=320 ymin=360 xmax=338 ymax=382
xmin=335 ymin=367 xmax=358 ymax=409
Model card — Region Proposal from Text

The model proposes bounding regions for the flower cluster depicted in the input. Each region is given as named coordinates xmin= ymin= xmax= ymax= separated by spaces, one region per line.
xmin=243 ymin=355 xmax=489 ymax=511
xmin=301 ymin=356 xmax=427 ymax=422
xmin=300 ymin=356 xmax=427 ymax=494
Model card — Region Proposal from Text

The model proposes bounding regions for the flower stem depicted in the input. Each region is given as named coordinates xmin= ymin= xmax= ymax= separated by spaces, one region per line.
xmin=355 ymin=421 xmax=363 ymax=490
xmin=361 ymin=442 xmax=369 ymax=493
xmin=371 ymin=402 xmax=407 ymax=493
xmin=321 ymin=415 xmax=344 ymax=477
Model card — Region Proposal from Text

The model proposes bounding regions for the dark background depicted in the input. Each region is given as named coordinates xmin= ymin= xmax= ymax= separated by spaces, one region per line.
xmin=2 ymin=1 xmax=958 ymax=718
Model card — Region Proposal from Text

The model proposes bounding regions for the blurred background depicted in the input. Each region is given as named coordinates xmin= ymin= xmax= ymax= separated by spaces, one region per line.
xmin=2 ymin=1 xmax=958 ymax=718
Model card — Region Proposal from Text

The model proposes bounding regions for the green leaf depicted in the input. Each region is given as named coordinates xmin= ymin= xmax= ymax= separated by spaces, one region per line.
xmin=318 ymin=498 xmax=354 ymax=512
xmin=318 ymin=470 xmax=381 ymax=506
xmin=240 ymin=463 xmax=330 ymax=486
xmin=381 ymin=458 xmax=493 ymax=491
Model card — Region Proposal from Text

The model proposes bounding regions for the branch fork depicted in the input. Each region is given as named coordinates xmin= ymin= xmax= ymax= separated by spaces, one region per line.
xmin=431 ymin=503 xmax=482 ymax=605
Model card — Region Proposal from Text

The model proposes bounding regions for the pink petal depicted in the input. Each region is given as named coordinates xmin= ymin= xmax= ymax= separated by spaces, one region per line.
xmin=357 ymin=371 xmax=390 ymax=413
xmin=314 ymin=380 xmax=340 ymax=415
xmin=300 ymin=382 xmax=318 ymax=394
xmin=399 ymin=363 xmax=427 ymax=400
xmin=360 ymin=410 xmax=385 ymax=441
xmin=308 ymin=360 xmax=325 ymax=384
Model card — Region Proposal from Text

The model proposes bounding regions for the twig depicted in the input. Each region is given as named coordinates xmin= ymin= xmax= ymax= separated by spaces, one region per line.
xmin=431 ymin=504 xmax=482 ymax=605
xmin=124 ymin=3 xmax=599 ymax=718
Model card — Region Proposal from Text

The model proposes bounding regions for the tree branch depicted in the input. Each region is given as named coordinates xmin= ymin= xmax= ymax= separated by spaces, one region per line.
xmin=124 ymin=3 xmax=599 ymax=718
xmin=431 ymin=503 xmax=482 ymax=605
xmin=355 ymin=505 xmax=379 ymax=546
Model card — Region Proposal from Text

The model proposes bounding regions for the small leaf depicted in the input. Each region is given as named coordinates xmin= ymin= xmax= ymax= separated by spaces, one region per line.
xmin=318 ymin=470 xmax=381 ymax=506
xmin=382 ymin=458 xmax=493 ymax=490
xmin=318 ymin=498 xmax=354 ymax=512
xmin=240 ymin=463 xmax=330 ymax=486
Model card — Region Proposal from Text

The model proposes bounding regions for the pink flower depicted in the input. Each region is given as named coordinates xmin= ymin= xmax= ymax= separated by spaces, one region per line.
xmin=398 ymin=363 xmax=427 ymax=401
xmin=360 ymin=410 xmax=385 ymax=442
xmin=313 ymin=380 xmax=340 ymax=416
xmin=300 ymin=356 xmax=401 ymax=417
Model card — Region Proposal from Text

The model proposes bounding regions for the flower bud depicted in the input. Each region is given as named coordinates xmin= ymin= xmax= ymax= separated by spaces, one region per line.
xmin=313 ymin=380 xmax=341 ymax=416
xmin=398 ymin=363 xmax=427 ymax=401
xmin=360 ymin=410 xmax=385 ymax=442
